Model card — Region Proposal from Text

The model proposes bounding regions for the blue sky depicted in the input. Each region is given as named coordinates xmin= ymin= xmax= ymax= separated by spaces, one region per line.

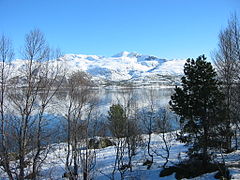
xmin=0 ymin=0 xmax=239 ymax=60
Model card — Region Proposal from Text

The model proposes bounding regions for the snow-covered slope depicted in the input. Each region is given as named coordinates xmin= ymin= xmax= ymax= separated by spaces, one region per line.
xmin=57 ymin=51 xmax=185 ymax=83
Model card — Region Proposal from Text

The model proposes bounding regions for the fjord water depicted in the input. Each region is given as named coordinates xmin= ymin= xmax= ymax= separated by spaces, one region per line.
xmin=53 ymin=87 xmax=175 ymax=114
xmin=94 ymin=87 xmax=174 ymax=113
xmin=47 ymin=87 xmax=178 ymax=142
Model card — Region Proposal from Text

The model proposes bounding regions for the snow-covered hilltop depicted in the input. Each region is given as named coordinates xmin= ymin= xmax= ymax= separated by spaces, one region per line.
xmin=12 ymin=51 xmax=186 ymax=86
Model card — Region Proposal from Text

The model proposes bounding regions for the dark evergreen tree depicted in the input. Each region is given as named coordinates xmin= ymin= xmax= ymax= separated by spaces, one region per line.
xmin=108 ymin=104 xmax=127 ymax=138
xmin=170 ymin=55 xmax=226 ymax=166
xmin=108 ymin=104 xmax=129 ymax=179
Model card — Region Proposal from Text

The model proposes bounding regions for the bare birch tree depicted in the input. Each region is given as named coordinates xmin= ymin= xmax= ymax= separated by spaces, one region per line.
xmin=213 ymin=13 xmax=240 ymax=151
xmin=2 ymin=29 xmax=63 ymax=179
xmin=0 ymin=34 xmax=14 ymax=180
xmin=29 ymin=48 xmax=64 ymax=179
xmin=155 ymin=108 xmax=172 ymax=169
xmin=121 ymin=89 xmax=140 ymax=173
xmin=139 ymin=88 xmax=156 ymax=166
xmin=62 ymin=71 xmax=96 ymax=180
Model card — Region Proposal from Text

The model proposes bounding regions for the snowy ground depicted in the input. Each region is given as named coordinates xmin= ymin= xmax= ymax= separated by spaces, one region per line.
xmin=2 ymin=132 xmax=240 ymax=179
xmin=38 ymin=132 xmax=186 ymax=179
xmin=37 ymin=133 xmax=240 ymax=179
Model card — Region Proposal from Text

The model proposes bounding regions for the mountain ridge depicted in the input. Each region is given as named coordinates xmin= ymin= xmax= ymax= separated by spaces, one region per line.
xmin=59 ymin=51 xmax=185 ymax=83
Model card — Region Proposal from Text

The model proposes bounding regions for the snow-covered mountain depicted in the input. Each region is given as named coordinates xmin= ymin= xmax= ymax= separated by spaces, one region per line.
xmin=11 ymin=51 xmax=185 ymax=86
xmin=57 ymin=51 xmax=185 ymax=84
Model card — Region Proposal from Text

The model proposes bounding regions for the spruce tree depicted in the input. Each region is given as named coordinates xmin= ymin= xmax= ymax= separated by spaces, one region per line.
xmin=170 ymin=55 xmax=225 ymax=166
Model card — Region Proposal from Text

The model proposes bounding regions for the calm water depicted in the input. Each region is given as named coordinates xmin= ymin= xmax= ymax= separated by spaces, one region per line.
xmin=42 ymin=87 xmax=178 ymax=141
xmin=94 ymin=87 xmax=174 ymax=113
xmin=53 ymin=86 xmax=175 ymax=115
